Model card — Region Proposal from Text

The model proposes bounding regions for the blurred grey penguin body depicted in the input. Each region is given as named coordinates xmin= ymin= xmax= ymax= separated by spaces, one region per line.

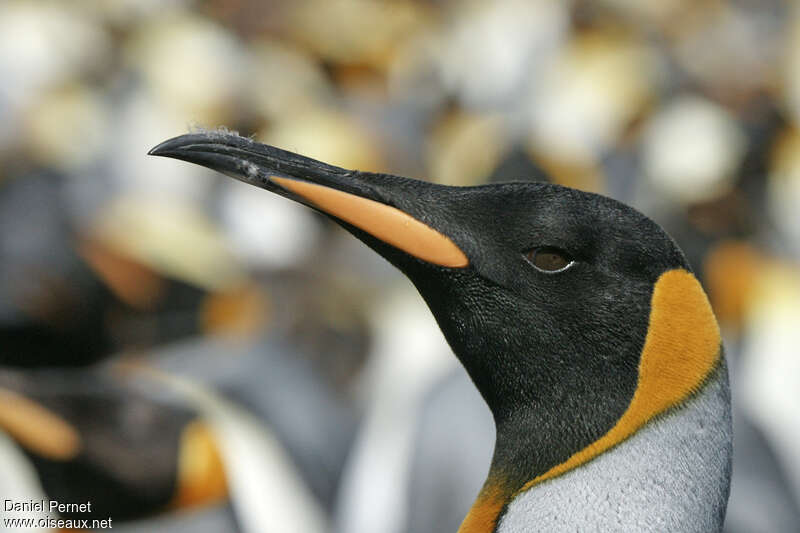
xmin=497 ymin=365 xmax=732 ymax=532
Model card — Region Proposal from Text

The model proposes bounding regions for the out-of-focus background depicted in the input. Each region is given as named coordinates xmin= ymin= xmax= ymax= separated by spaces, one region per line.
xmin=0 ymin=0 xmax=799 ymax=532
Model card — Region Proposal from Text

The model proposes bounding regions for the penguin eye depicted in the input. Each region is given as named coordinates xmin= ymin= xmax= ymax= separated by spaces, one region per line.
xmin=524 ymin=246 xmax=574 ymax=273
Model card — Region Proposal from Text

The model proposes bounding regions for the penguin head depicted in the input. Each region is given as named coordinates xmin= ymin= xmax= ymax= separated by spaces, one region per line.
xmin=375 ymin=181 xmax=692 ymax=420
xmin=149 ymin=132 xmax=717 ymax=442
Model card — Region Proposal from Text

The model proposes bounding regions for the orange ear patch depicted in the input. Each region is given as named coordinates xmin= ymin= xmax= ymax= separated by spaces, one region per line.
xmin=271 ymin=177 xmax=469 ymax=268
xmin=0 ymin=388 xmax=81 ymax=460
xmin=516 ymin=268 xmax=721 ymax=493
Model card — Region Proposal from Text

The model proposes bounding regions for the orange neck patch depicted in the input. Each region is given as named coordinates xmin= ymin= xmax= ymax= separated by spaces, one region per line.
xmin=458 ymin=268 xmax=721 ymax=533
xmin=271 ymin=176 xmax=469 ymax=268
xmin=459 ymin=483 xmax=508 ymax=533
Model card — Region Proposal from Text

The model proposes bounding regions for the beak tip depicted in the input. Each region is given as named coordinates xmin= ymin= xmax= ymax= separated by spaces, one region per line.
xmin=148 ymin=138 xmax=180 ymax=158
xmin=147 ymin=132 xmax=248 ymax=159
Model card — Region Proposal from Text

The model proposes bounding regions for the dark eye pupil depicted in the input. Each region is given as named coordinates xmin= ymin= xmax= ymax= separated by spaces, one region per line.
xmin=528 ymin=247 xmax=571 ymax=272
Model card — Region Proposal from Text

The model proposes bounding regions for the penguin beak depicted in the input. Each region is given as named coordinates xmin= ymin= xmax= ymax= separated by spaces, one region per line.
xmin=148 ymin=133 xmax=469 ymax=269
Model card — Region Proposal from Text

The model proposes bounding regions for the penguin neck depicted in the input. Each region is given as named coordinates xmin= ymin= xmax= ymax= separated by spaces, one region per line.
xmin=495 ymin=365 xmax=732 ymax=532
xmin=458 ymin=394 xmax=628 ymax=533
xmin=456 ymin=367 xmax=637 ymax=533
xmin=485 ymin=377 xmax=634 ymax=502
xmin=461 ymin=363 xmax=732 ymax=533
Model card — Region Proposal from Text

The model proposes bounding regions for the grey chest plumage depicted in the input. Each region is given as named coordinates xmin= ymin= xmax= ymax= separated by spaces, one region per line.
xmin=498 ymin=369 xmax=732 ymax=533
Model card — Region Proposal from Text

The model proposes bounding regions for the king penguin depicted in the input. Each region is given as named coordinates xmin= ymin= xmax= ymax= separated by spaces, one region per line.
xmin=0 ymin=368 xmax=229 ymax=522
xmin=149 ymin=132 xmax=733 ymax=533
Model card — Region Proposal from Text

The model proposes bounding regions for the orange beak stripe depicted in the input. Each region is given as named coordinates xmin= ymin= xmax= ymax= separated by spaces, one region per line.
xmin=272 ymin=177 xmax=469 ymax=268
